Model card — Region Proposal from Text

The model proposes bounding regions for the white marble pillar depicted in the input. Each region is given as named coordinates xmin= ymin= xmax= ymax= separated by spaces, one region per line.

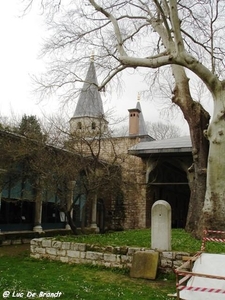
xmin=33 ymin=180 xmax=43 ymax=232
xmin=90 ymin=194 xmax=99 ymax=232
xmin=33 ymin=191 xmax=43 ymax=232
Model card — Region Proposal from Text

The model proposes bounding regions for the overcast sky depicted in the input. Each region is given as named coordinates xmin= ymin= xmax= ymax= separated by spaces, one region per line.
xmin=0 ymin=1 xmax=190 ymax=134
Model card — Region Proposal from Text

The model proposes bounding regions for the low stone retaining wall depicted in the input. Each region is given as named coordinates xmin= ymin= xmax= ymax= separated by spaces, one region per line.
xmin=30 ymin=238 xmax=191 ymax=273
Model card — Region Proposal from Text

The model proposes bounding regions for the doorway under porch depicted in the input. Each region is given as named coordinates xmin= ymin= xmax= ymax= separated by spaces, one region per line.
xmin=146 ymin=159 xmax=190 ymax=228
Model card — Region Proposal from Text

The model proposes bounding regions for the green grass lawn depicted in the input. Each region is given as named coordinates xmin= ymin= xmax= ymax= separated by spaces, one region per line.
xmin=54 ymin=229 xmax=225 ymax=254
xmin=1 ymin=229 xmax=225 ymax=300
xmin=0 ymin=252 xmax=175 ymax=300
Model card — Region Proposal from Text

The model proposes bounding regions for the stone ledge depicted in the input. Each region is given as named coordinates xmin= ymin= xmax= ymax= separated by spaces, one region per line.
xmin=30 ymin=238 xmax=191 ymax=274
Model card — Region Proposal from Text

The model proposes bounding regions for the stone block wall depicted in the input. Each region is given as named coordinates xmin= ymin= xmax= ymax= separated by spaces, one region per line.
xmin=30 ymin=238 xmax=191 ymax=273
xmin=100 ymin=136 xmax=148 ymax=230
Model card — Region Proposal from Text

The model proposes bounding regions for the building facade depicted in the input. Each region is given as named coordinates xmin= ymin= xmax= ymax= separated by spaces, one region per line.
xmin=69 ymin=59 xmax=193 ymax=231
xmin=0 ymin=60 xmax=193 ymax=233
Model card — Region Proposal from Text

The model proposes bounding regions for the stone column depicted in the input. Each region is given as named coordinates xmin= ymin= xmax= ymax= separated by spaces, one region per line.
xmin=0 ymin=169 xmax=6 ymax=232
xmin=33 ymin=180 xmax=43 ymax=233
xmin=90 ymin=194 xmax=99 ymax=232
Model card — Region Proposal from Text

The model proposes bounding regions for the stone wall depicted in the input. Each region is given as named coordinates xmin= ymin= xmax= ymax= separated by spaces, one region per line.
xmin=30 ymin=238 xmax=191 ymax=273
xmin=102 ymin=136 xmax=148 ymax=229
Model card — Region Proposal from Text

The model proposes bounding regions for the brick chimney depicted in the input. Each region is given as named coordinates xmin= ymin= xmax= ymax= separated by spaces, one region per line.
xmin=128 ymin=108 xmax=141 ymax=135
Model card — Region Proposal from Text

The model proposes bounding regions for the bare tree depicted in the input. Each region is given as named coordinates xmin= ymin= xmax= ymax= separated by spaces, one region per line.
xmin=66 ymin=114 xmax=129 ymax=230
xmin=22 ymin=0 xmax=225 ymax=236
xmin=0 ymin=112 xmax=127 ymax=233
xmin=0 ymin=123 xmax=83 ymax=234
xmin=146 ymin=121 xmax=181 ymax=140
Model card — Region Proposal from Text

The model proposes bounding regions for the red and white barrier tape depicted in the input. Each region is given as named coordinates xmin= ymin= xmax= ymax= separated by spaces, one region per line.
xmin=201 ymin=229 xmax=225 ymax=251
xmin=178 ymin=285 xmax=225 ymax=294
xmin=203 ymin=237 xmax=225 ymax=243
xmin=205 ymin=230 xmax=225 ymax=234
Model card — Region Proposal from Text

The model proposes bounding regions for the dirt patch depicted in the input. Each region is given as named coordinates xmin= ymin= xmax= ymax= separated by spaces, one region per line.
xmin=0 ymin=244 xmax=30 ymax=257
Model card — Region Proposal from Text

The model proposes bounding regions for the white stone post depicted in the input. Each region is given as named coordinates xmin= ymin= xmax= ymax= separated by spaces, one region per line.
xmin=151 ymin=200 xmax=171 ymax=251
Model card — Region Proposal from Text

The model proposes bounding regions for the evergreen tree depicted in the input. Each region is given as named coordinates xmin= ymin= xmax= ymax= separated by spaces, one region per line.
xmin=17 ymin=115 xmax=43 ymax=140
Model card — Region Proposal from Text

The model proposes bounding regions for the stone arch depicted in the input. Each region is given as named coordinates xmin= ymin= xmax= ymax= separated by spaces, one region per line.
xmin=147 ymin=158 xmax=190 ymax=228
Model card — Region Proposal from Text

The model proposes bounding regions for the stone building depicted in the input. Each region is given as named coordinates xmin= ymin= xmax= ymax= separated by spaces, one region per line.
xmin=129 ymin=136 xmax=192 ymax=228
xmin=69 ymin=59 xmax=193 ymax=231
xmin=70 ymin=61 xmax=192 ymax=229
xmin=0 ymin=59 xmax=193 ymax=233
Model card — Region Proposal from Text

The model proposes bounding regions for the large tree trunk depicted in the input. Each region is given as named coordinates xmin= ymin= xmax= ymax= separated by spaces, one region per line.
xmin=197 ymin=90 xmax=225 ymax=235
xmin=172 ymin=66 xmax=210 ymax=236
xmin=185 ymin=103 xmax=209 ymax=237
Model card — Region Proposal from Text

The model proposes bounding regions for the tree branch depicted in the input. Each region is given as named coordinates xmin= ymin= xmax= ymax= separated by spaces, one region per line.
xmin=89 ymin=0 xmax=127 ymax=57
xmin=168 ymin=0 xmax=184 ymax=53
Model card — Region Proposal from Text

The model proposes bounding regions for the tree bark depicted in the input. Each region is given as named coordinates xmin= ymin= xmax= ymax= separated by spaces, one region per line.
xmin=185 ymin=102 xmax=209 ymax=237
xmin=65 ymin=210 xmax=78 ymax=235
xmin=171 ymin=66 xmax=210 ymax=237
xmin=197 ymin=89 xmax=225 ymax=235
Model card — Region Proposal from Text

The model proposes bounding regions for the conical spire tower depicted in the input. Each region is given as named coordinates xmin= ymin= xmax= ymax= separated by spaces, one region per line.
xmin=70 ymin=59 xmax=108 ymax=136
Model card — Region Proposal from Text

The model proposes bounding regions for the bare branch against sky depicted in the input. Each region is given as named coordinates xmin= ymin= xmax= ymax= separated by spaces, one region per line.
xmin=0 ymin=1 xmax=207 ymax=133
